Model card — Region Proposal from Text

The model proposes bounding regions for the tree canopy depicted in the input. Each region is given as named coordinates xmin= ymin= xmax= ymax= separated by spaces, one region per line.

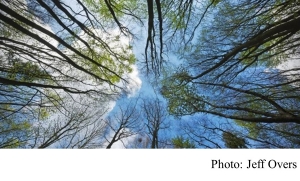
xmin=1 ymin=0 xmax=300 ymax=148
xmin=161 ymin=0 xmax=300 ymax=124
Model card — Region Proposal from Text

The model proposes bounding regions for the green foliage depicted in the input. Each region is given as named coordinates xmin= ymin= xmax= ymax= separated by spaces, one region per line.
xmin=0 ymin=104 xmax=31 ymax=148
xmin=165 ymin=9 xmax=187 ymax=30
xmin=38 ymin=108 xmax=50 ymax=120
xmin=239 ymin=38 xmax=289 ymax=68
xmin=211 ymin=0 xmax=221 ymax=6
xmin=234 ymin=120 xmax=260 ymax=139
xmin=222 ymin=132 xmax=247 ymax=148
xmin=76 ymin=32 xmax=136 ymax=85
xmin=234 ymin=118 xmax=300 ymax=148
xmin=161 ymin=70 xmax=205 ymax=116
xmin=0 ymin=0 xmax=141 ymax=149
xmin=172 ymin=136 xmax=196 ymax=148
xmin=83 ymin=0 xmax=144 ymax=21
xmin=209 ymin=0 xmax=297 ymax=68
xmin=6 ymin=60 xmax=51 ymax=82
xmin=162 ymin=0 xmax=300 ymax=124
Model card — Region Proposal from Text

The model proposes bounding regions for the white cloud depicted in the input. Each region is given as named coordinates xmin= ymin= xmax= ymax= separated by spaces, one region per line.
xmin=277 ymin=57 xmax=300 ymax=71
xmin=122 ymin=65 xmax=142 ymax=97
xmin=110 ymin=135 xmax=138 ymax=148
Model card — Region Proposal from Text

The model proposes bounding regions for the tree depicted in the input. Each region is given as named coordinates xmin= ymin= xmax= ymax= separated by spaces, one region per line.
xmin=0 ymin=0 xmax=137 ymax=118
xmin=0 ymin=60 xmax=57 ymax=148
xmin=28 ymin=97 xmax=109 ymax=148
xmin=0 ymin=110 xmax=31 ymax=148
xmin=0 ymin=97 xmax=110 ymax=148
xmin=82 ymin=0 xmax=210 ymax=75
xmin=0 ymin=0 xmax=140 ymax=148
xmin=235 ymin=120 xmax=300 ymax=148
xmin=104 ymin=97 xmax=142 ymax=149
xmin=141 ymin=97 xmax=170 ymax=148
xmin=162 ymin=0 xmax=300 ymax=124
xmin=176 ymin=114 xmax=300 ymax=148
xmin=0 ymin=0 xmax=136 ymax=89
xmin=176 ymin=116 xmax=224 ymax=148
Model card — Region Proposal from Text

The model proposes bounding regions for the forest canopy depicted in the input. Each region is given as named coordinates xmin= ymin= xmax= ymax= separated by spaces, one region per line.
xmin=0 ymin=0 xmax=299 ymax=148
